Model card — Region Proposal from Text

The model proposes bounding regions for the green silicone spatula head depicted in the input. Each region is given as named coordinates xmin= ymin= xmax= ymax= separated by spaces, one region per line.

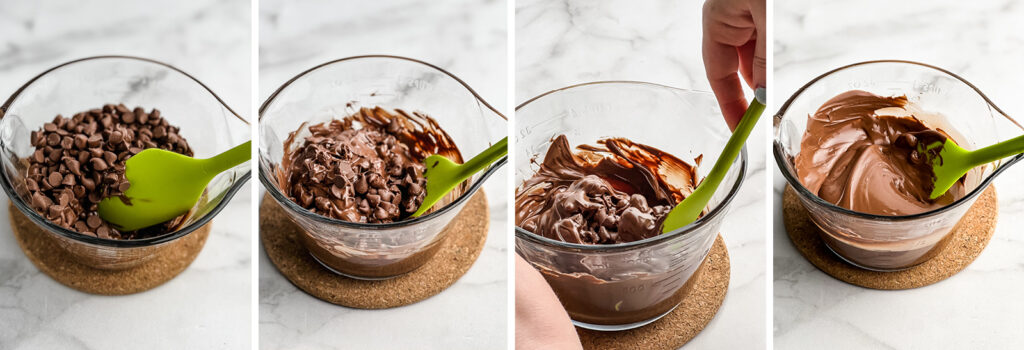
xmin=661 ymin=88 xmax=766 ymax=233
xmin=410 ymin=137 xmax=507 ymax=218
xmin=97 ymin=140 xmax=251 ymax=231
xmin=927 ymin=134 xmax=1024 ymax=199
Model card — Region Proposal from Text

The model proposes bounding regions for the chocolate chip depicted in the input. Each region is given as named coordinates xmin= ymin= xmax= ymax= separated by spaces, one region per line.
xmin=354 ymin=177 xmax=368 ymax=194
xmin=48 ymin=172 xmax=62 ymax=187
xmin=109 ymin=131 xmax=123 ymax=144
xmin=66 ymin=158 xmax=81 ymax=176
xmin=61 ymin=174 xmax=76 ymax=186
xmin=103 ymin=151 xmax=117 ymax=165
xmin=46 ymin=133 xmax=60 ymax=146
xmin=367 ymin=193 xmax=381 ymax=205
xmin=90 ymin=158 xmax=108 ymax=171
xmin=87 ymin=135 xmax=102 ymax=147
xmin=43 ymin=123 xmax=57 ymax=132
xmin=72 ymin=185 xmax=85 ymax=197
xmin=31 ymin=193 xmax=49 ymax=209
xmin=82 ymin=177 xmax=96 ymax=191
xmin=74 ymin=134 xmax=87 ymax=149
xmin=97 ymin=226 xmax=111 ymax=239
xmin=369 ymin=174 xmax=386 ymax=189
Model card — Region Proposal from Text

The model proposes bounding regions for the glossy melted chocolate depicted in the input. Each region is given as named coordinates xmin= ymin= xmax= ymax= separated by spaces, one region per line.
xmin=794 ymin=90 xmax=966 ymax=216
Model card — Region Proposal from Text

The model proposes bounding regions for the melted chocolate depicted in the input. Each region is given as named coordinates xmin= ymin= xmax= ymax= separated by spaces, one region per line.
xmin=515 ymin=135 xmax=699 ymax=244
xmin=516 ymin=134 xmax=707 ymax=325
xmin=794 ymin=90 xmax=966 ymax=216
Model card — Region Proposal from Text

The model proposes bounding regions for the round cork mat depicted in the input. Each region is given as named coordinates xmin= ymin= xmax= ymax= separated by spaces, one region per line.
xmin=10 ymin=203 xmax=211 ymax=295
xmin=782 ymin=185 xmax=997 ymax=290
xmin=260 ymin=190 xmax=488 ymax=309
xmin=576 ymin=235 xmax=730 ymax=350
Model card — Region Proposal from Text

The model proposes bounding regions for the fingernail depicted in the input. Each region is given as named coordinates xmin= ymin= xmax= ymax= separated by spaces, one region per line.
xmin=754 ymin=86 xmax=766 ymax=104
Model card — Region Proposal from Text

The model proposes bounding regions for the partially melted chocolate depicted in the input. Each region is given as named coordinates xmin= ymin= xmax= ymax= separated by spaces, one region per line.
xmin=515 ymin=135 xmax=700 ymax=244
xmin=277 ymin=107 xmax=462 ymax=224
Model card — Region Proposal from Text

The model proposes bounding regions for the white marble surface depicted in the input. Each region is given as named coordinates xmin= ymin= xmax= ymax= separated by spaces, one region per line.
xmin=773 ymin=1 xmax=1024 ymax=349
xmin=517 ymin=1 xmax=766 ymax=349
xmin=0 ymin=1 xmax=253 ymax=349
xmin=257 ymin=0 xmax=508 ymax=349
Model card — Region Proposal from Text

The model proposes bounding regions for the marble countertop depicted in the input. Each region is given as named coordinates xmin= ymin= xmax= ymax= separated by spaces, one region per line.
xmin=257 ymin=0 xmax=508 ymax=349
xmin=0 ymin=1 xmax=253 ymax=349
xmin=517 ymin=0 xmax=766 ymax=349
xmin=773 ymin=1 xmax=1024 ymax=349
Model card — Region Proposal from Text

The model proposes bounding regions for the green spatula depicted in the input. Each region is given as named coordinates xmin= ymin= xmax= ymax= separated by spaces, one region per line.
xmin=661 ymin=88 xmax=766 ymax=233
xmin=410 ymin=137 xmax=507 ymax=218
xmin=926 ymin=134 xmax=1024 ymax=199
xmin=98 ymin=140 xmax=251 ymax=231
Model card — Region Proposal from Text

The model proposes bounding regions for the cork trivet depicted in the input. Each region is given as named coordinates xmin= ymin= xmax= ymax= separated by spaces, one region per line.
xmin=783 ymin=185 xmax=997 ymax=290
xmin=10 ymin=203 xmax=211 ymax=295
xmin=577 ymin=235 xmax=730 ymax=350
xmin=260 ymin=190 xmax=488 ymax=309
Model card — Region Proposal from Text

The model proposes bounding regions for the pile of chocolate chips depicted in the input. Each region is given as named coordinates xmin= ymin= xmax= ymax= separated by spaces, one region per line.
xmin=25 ymin=104 xmax=193 ymax=239
xmin=282 ymin=119 xmax=428 ymax=224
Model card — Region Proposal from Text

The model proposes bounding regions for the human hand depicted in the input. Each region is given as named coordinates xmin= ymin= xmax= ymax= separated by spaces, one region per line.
xmin=702 ymin=0 xmax=766 ymax=130
xmin=515 ymin=255 xmax=583 ymax=350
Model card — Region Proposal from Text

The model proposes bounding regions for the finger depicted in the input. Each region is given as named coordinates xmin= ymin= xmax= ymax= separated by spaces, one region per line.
xmin=750 ymin=0 xmax=767 ymax=89
xmin=515 ymin=255 xmax=583 ymax=350
xmin=703 ymin=39 xmax=747 ymax=130
xmin=737 ymin=38 xmax=756 ymax=88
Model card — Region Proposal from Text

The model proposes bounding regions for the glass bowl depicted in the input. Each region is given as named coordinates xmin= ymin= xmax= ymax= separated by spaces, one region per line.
xmin=514 ymin=81 xmax=746 ymax=331
xmin=258 ymin=55 xmax=506 ymax=280
xmin=774 ymin=60 xmax=1024 ymax=271
xmin=0 ymin=56 xmax=251 ymax=270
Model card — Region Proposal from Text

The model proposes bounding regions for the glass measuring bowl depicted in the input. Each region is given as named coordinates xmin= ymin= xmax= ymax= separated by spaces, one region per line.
xmin=0 ymin=56 xmax=251 ymax=270
xmin=259 ymin=55 xmax=506 ymax=280
xmin=775 ymin=60 xmax=1024 ymax=271
xmin=514 ymin=81 xmax=746 ymax=331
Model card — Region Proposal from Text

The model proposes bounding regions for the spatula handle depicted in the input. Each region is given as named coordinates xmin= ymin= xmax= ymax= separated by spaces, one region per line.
xmin=456 ymin=137 xmax=508 ymax=179
xmin=661 ymin=94 xmax=765 ymax=233
xmin=966 ymin=133 xmax=1024 ymax=167
xmin=203 ymin=140 xmax=252 ymax=175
